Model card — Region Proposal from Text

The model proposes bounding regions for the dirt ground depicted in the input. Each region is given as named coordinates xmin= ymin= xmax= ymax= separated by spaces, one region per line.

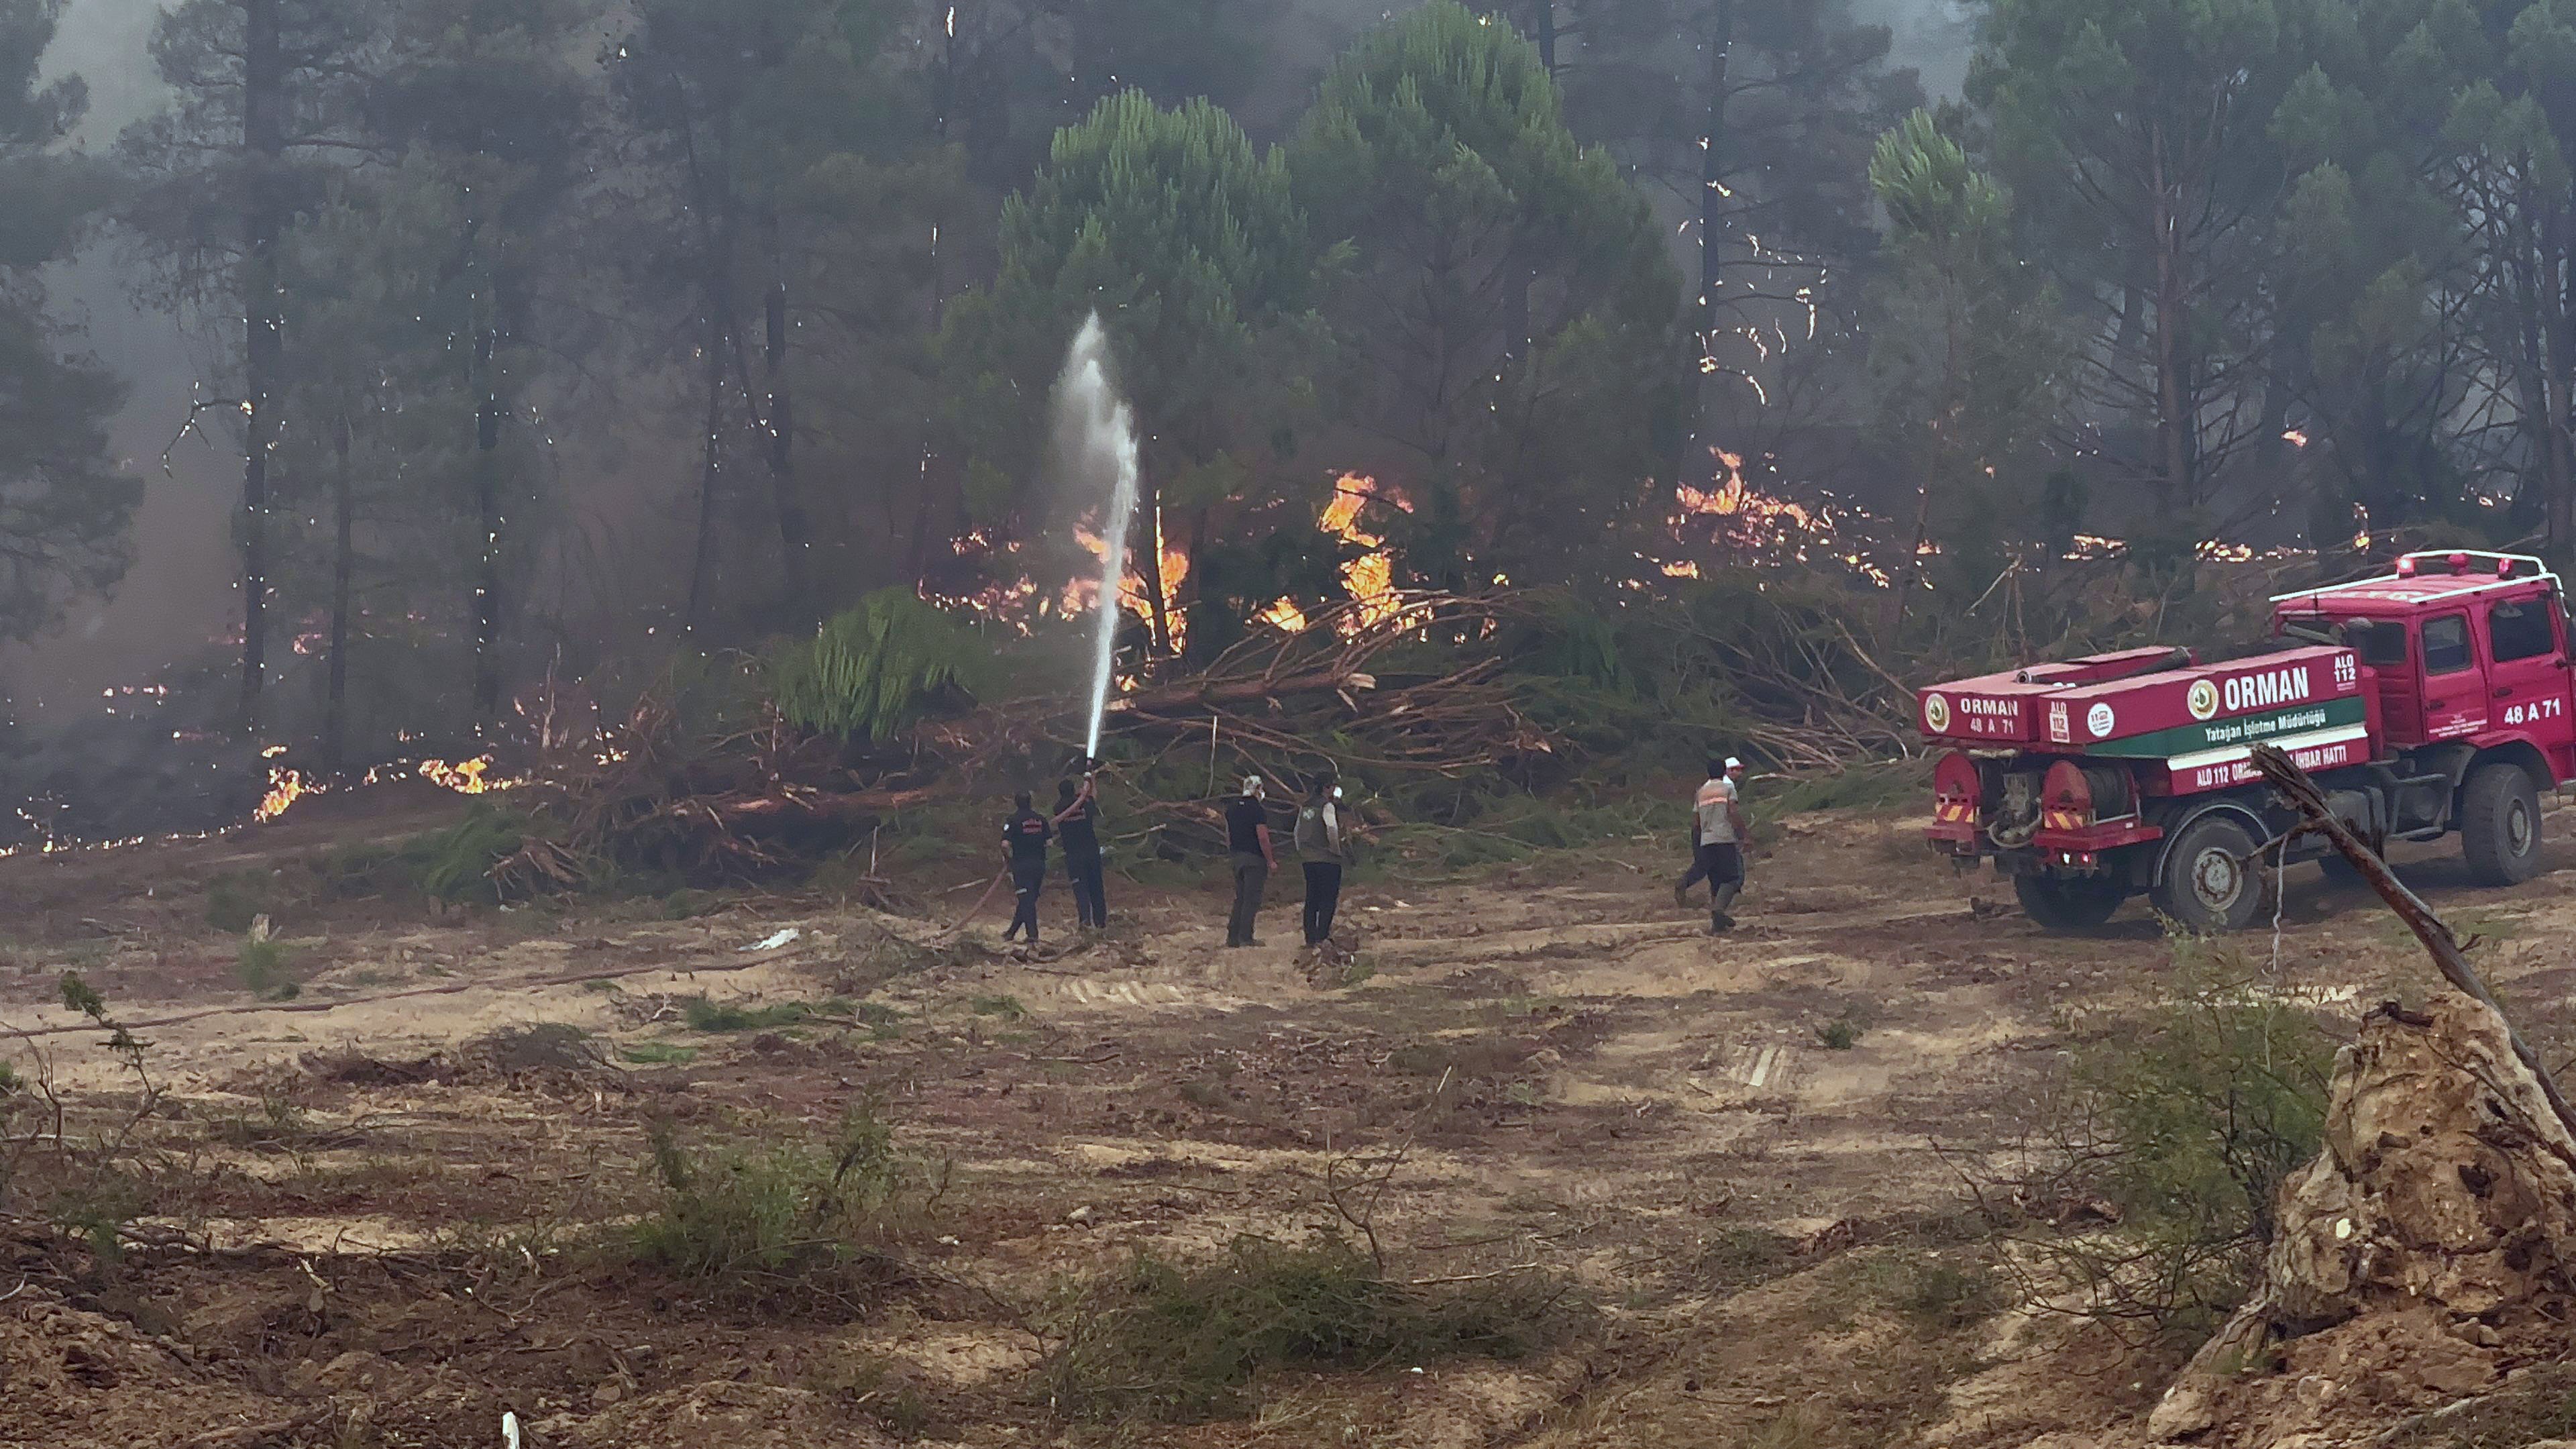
xmin=7 ymin=782 xmax=2576 ymax=1448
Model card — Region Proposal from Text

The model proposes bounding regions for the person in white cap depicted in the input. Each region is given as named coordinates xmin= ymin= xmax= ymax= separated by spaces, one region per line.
xmin=1295 ymin=775 xmax=1351 ymax=946
xmin=1224 ymin=775 xmax=1277 ymax=947
xmin=1673 ymin=755 xmax=1748 ymax=931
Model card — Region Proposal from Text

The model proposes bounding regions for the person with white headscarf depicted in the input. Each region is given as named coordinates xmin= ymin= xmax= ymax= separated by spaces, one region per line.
xmin=1224 ymin=775 xmax=1277 ymax=947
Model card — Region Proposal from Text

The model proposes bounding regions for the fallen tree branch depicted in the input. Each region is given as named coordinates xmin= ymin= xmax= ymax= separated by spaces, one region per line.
xmin=2249 ymin=743 xmax=2576 ymax=1143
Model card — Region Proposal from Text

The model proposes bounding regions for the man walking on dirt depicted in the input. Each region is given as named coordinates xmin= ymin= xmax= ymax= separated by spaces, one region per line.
xmin=1224 ymin=775 xmax=1277 ymax=947
xmin=1055 ymin=770 xmax=1107 ymax=930
xmin=1002 ymin=789 xmax=1053 ymax=943
xmin=1673 ymin=756 xmax=1748 ymax=932
xmin=1295 ymin=778 xmax=1350 ymax=947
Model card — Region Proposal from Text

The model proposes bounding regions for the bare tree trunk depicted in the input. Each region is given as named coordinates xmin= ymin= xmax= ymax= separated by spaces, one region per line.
xmin=473 ymin=326 xmax=503 ymax=723
xmin=1532 ymin=0 xmax=1556 ymax=72
xmin=906 ymin=18 xmax=959 ymax=594
xmin=2545 ymin=208 xmax=2576 ymax=565
xmin=1683 ymin=0 xmax=1735 ymax=479
xmin=2150 ymin=118 xmax=2194 ymax=514
xmin=1138 ymin=486 xmax=1171 ymax=657
xmin=761 ymin=246 xmax=816 ymax=623
xmin=686 ymin=315 xmax=725 ymax=635
xmin=326 ymin=411 xmax=352 ymax=771
xmin=239 ymin=0 xmax=284 ymax=732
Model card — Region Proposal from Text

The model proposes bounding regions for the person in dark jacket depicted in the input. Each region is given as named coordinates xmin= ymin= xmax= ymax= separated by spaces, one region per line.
xmin=1294 ymin=780 xmax=1350 ymax=947
xmin=1055 ymin=773 xmax=1106 ymax=930
xmin=1002 ymin=790 xmax=1053 ymax=943
xmin=1224 ymin=775 xmax=1276 ymax=947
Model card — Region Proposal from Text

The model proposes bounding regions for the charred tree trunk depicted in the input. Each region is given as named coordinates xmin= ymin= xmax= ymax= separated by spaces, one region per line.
xmin=473 ymin=326 xmax=503 ymax=723
xmin=686 ymin=309 xmax=726 ymax=636
xmin=761 ymin=253 xmax=815 ymax=624
xmin=1532 ymin=1 xmax=1556 ymax=72
xmin=683 ymin=105 xmax=741 ymax=639
xmin=906 ymin=19 xmax=959 ymax=594
xmin=1138 ymin=487 xmax=1171 ymax=657
xmin=2149 ymin=118 xmax=2196 ymax=516
xmin=2544 ymin=207 xmax=2576 ymax=566
xmin=239 ymin=0 xmax=285 ymax=732
xmin=326 ymin=411 xmax=353 ymax=771
xmin=1684 ymin=0 xmax=1735 ymax=480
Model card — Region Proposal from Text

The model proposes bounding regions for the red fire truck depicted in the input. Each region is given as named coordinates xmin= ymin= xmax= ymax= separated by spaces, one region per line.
xmin=1918 ymin=550 xmax=2575 ymax=931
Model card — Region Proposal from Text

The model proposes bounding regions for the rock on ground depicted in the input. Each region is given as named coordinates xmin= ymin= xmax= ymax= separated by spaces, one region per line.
xmin=2151 ymin=990 xmax=2576 ymax=1446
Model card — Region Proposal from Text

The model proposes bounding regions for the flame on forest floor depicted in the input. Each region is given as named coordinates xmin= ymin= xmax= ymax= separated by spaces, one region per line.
xmin=1674 ymin=449 xmax=1889 ymax=586
xmin=421 ymin=757 xmax=517 ymax=795
xmin=255 ymin=767 xmax=313 ymax=823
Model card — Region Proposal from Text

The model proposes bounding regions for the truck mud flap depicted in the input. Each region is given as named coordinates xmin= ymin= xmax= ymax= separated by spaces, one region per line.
xmin=2391 ymin=774 xmax=2452 ymax=836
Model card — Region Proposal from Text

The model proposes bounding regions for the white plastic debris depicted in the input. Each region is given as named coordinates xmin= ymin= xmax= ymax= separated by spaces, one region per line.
xmin=746 ymin=928 xmax=802 ymax=951
xmin=502 ymin=1411 xmax=522 ymax=1449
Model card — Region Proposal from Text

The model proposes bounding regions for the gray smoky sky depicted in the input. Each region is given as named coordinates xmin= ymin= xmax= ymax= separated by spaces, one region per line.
xmin=11 ymin=0 xmax=231 ymax=718
xmin=1854 ymin=0 xmax=1977 ymax=99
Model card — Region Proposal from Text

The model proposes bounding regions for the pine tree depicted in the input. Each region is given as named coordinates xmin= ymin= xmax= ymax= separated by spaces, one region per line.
xmin=0 ymin=0 xmax=137 ymax=649
xmin=944 ymin=88 xmax=1330 ymax=655
xmin=608 ymin=0 xmax=909 ymax=637
xmin=1972 ymin=0 xmax=2323 ymax=564
xmin=120 ymin=0 xmax=376 ymax=730
xmin=1289 ymin=1 xmax=1684 ymax=593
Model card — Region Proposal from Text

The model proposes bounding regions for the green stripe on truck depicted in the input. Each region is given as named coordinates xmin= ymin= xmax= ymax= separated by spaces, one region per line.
xmin=2082 ymin=696 xmax=2372 ymax=760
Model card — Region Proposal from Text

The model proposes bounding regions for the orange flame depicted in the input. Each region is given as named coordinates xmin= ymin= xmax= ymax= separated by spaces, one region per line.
xmin=255 ymin=767 xmax=309 ymax=823
xmin=1321 ymin=474 xmax=1405 ymax=631
xmin=1673 ymin=449 xmax=1886 ymax=584
xmin=420 ymin=757 xmax=517 ymax=795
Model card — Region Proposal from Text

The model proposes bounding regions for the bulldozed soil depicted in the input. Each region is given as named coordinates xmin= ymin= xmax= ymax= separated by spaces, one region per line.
xmin=10 ymin=782 xmax=2576 ymax=1448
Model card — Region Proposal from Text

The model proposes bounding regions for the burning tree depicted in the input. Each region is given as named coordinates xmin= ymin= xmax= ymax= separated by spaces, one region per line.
xmin=1287 ymin=1 xmax=1687 ymax=595
xmin=941 ymin=87 xmax=1334 ymax=658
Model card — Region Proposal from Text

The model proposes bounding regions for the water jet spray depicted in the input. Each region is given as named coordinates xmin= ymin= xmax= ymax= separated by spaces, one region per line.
xmin=1052 ymin=313 xmax=1142 ymax=759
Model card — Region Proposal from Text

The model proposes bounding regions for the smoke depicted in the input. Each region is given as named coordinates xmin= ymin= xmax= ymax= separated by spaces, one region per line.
xmin=1849 ymin=0 xmax=1977 ymax=100
xmin=7 ymin=0 xmax=233 ymax=720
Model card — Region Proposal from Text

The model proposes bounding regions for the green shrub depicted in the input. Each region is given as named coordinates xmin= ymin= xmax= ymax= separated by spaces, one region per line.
xmin=768 ymin=589 xmax=990 ymax=740
xmin=204 ymin=872 xmax=270 ymax=934
xmin=1989 ymin=938 xmax=2335 ymax=1340
xmin=631 ymin=1103 xmax=905 ymax=1305
xmin=1040 ymin=1235 xmax=1578 ymax=1421
xmin=405 ymin=804 xmax=531 ymax=902
xmin=1751 ymin=758 xmax=1933 ymax=823
xmin=1816 ymin=1018 xmax=1863 ymax=1051
xmin=1894 ymin=1256 xmax=2006 ymax=1333
xmin=621 ymin=1041 xmax=700 ymax=1066
xmin=235 ymin=938 xmax=299 ymax=1001
xmin=680 ymin=996 xmax=851 ymax=1032
xmin=2079 ymin=943 xmax=2330 ymax=1249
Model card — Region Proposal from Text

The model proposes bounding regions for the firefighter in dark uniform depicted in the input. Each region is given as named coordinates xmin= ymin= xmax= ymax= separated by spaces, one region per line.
xmin=1002 ymin=789 xmax=1053 ymax=943
xmin=1055 ymin=771 xmax=1107 ymax=930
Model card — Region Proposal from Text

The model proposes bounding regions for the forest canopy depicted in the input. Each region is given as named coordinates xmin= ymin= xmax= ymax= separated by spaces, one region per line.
xmin=0 ymin=0 xmax=2565 ymax=767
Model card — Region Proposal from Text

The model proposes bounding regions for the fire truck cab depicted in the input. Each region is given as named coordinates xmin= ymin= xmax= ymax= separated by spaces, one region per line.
xmin=1919 ymin=550 xmax=2576 ymax=932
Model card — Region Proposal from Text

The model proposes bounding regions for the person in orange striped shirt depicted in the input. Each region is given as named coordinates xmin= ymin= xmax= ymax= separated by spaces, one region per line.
xmin=1672 ymin=757 xmax=1748 ymax=932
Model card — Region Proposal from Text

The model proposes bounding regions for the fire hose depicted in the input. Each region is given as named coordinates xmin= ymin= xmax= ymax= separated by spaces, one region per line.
xmin=937 ymin=867 xmax=1011 ymax=938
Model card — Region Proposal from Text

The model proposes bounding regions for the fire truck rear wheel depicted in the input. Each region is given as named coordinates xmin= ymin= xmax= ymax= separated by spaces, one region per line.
xmin=2461 ymin=762 xmax=2544 ymax=887
xmin=2013 ymin=873 xmax=2125 ymax=931
xmin=2151 ymin=815 xmax=2266 ymax=933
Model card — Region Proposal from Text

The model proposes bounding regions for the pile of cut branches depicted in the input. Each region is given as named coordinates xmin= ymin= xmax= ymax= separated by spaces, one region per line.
xmin=490 ymin=593 xmax=1557 ymax=888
